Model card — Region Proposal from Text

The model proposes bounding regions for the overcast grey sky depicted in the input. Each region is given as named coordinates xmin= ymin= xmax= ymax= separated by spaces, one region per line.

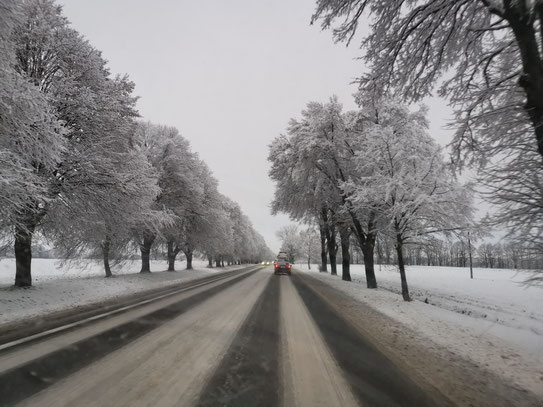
xmin=59 ymin=0 xmax=454 ymax=253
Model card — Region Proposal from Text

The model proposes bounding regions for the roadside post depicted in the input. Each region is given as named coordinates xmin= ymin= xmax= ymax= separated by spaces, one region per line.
xmin=468 ymin=231 xmax=473 ymax=279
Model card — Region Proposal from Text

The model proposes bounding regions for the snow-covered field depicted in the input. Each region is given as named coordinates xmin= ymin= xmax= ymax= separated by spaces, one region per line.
xmin=0 ymin=258 xmax=242 ymax=325
xmin=297 ymin=263 xmax=543 ymax=395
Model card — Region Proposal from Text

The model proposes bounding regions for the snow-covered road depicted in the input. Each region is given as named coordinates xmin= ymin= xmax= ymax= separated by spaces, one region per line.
xmin=1 ymin=266 xmax=541 ymax=406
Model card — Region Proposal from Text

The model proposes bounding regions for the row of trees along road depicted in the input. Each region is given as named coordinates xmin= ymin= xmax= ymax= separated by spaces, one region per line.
xmin=269 ymin=95 xmax=474 ymax=301
xmin=311 ymin=0 xmax=543 ymax=273
xmin=375 ymin=238 xmax=543 ymax=270
xmin=277 ymin=226 xmax=542 ymax=272
xmin=1 ymin=0 xmax=272 ymax=287
xmin=269 ymin=0 xmax=543 ymax=299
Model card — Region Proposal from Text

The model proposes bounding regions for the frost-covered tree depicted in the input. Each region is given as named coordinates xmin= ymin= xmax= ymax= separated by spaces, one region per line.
xmin=1 ymin=0 xmax=271 ymax=283
xmin=0 ymin=0 xmax=65 ymax=281
xmin=270 ymin=97 xmax=380 ymax=284
xmin=201 ymin=193 xmax=236 ymax=267
xmin=276 ymin=225 xmax=302 ymax=263
xmin=449 ymin=241 xmax=468 ymax=268
xmin=163 ymin=159 xmax=223 ymax=271
xmin=503 ymin=240 xmax=523 ymax=269
xmin=345 ymin=99 xmax=474 ymax=300
xmin=244 ymin=227 xmax=271 ymax=264
xmin=230 ymin=203 xmax=255 ymax=264
xmin=47 ymin=121 xmax=160 ymax=277
xmin=206 ymin=196 xmax=269 ymax=265
xmin=312 ymin=0 xmax=543 ymax=259
xmin=133 ymin=122 xmax=193 ymax=273
xmin=133 ymin=121 xmax=270 ymax=271
xmin=6 ymin=0 xmax=145 ymax=286
xmin=270 ymin=134 xmax=337 ymax=272
xmin=312 ymin=0 xmax=543 ymax=159
xmin=268 ymin=132 xmax=334 ymax=272
xmin=298 ymin=226 xmax=320 ymax=269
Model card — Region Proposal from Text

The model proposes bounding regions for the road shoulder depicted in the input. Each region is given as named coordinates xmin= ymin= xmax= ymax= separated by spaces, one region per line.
xmin=0 ymin=266 xmax=250 ymax=345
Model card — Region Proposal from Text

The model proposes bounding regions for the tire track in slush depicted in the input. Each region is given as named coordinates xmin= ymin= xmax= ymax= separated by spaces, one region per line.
xmin=197 ymin=274 xmax=281 ymax=407
xmin=291 ymin=273 xmax=442 ymax=407
xmin=280 ymin=275 xmax=359 ymax=407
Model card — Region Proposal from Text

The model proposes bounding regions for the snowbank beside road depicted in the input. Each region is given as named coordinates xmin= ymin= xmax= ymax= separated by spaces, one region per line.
xmin=297 ymin=264 xmax=543 ymax=396
xmin=0 ymin=258 xmax=243 ymax=325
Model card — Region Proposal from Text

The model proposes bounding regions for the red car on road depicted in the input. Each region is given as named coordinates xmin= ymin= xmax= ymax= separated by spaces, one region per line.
xmin=274 ymin=252 xmax=291 ymax=275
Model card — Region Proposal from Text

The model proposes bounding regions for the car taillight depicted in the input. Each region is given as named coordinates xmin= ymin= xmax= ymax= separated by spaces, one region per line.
xmin=275 ymin=264 xmax=279 ymax=268
xmin=287 ymin=265 xmax=291 ymax=269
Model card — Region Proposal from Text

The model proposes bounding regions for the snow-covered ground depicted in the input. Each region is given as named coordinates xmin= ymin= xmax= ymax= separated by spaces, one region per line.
xmin=297 ymin=263 xmax=543 ymax=396
xmin=0 ymin=258 xmax=243 ymax=325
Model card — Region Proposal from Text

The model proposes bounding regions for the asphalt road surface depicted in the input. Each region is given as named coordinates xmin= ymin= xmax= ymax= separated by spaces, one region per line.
xmin=0 ymin=266 xmax=540 ymax=406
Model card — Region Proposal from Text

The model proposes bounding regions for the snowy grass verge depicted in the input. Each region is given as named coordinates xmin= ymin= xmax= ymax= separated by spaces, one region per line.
xmin=296 ymin=264 xmax=543 ymax=395
xmin=0 ymin=258 xmax=243 ymax=325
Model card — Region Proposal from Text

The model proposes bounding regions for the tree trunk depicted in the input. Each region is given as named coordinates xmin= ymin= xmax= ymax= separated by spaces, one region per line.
xmin=221 ymin=259 xmax=225 ymax=267
xmin=14 ymin=225 xmax=34 ymax=287
xmin=208 ymin=255 xmax=213 ymax=268
xmin=322 ymin=209 xmax=337 ymax=275
xmin=505 ymin=6 xmax=543 ymax=158
xmin=395 ymin=230 xmax=411 ymax=302
xmin=216 ymin=258 xmax=221 ymax=267
xmin=140 ymin=231 xmax=155 ymax=273
xmin=184 ymin=247 xmax=193 ymax=270
xmin=167 ymin=240 xmax=180 ymax=271
xmin=328 ymin=224 xmax=337 ymax=276
xmin=167 ymin=241 xmax=174 ymax=271
xmin=339 ymin=226 xmax=351 ymax=281
xmin=359 ymin=231 xmax=378 ymax=288
xmin=319 ymin=222 xmax=328 ymax=272
xmin=351 ymin=215 xmax=378 ymax=289
xmin=102 ymin=235 xmax=112 ymax=278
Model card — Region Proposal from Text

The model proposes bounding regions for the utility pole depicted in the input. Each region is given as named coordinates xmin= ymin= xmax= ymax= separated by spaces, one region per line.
xmin=468 ymin=231 xmax=473 ymax=279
